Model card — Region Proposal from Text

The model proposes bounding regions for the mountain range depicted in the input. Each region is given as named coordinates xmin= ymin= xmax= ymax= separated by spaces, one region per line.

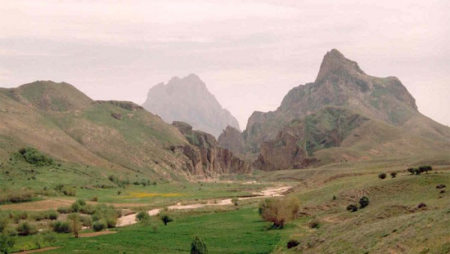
xmin=1 ymin=49 xmax=449 ymax=179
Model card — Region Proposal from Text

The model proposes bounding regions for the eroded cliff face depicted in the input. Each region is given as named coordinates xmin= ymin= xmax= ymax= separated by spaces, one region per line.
xmin=171 ymin=121 xmax=251 ymax=176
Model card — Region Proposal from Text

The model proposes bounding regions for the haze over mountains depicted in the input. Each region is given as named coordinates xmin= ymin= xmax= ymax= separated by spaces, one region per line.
xmin=0 ymin=49 xmax=449 ymax=179
xmin=143 ymin=74 xmax=240 ymax=138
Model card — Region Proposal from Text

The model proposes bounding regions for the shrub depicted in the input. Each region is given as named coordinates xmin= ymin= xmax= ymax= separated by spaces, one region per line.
xmin=52 ymin=221 xmax=71 ymax=233
xmin=80 ymin=204 xmax=95 ymax=215
xmin=62 ymin=186 xmax=76 ymax=196
xmin=90 ymin=197 xmax=98 ymax=202
xmin=346 ymin=204 xmax=358 ymax=212
xmin=308 ymin=219 xmax=320 ymax=229
xmin=378 ymin=173 xmax=386 ymax=179
xmin=190 ymin=236 xmax=208 ymax=254
xmin=436 ymin=184 xmax=446 ymax=189
xmin=91 ymin=205 xmax=117 ymax=228
xmin=17 ymin=147 xmax=53 ymax=166
xmin=0 ymin=216 xmax=9 ymax=233
xmin=287 ymin=240 xmax=300 ymax=249
xmin=407 ymin=168 xmax=415 ymax=175
xmin=0 ymin=191 xmax=34 ymax=205
xmin=231 ymin=198 xmax=239 ymax=206
xmin=80 ymin=216 xmax=92 ymax=227
xmin=57 ymin=207 xmax=70 ymax=214
xmin=160 ymin=214 xmax=173 ymax=226
xmin=0 ymin=233 xmax=16 ymax=254
xmin=359 ymin=196 xmax=370 ymax=208
xmin=390 ymin=172 xmax=397 ymax=178
xmin=71 ymin=202 xmax=81 ymax=213
xmin=42 ymin=232 xmax=57 ymax=246
xmin=16 ymin=222 xmax=37 ymax=236
xmin=47 ymin=210 xmax=58 ymax=220
xmin=136 ymin=211 xmax=150 ymax=222
xmin=258 ymin=196 xmax=300 ymax=229
xmin=414 ymin=168 xmax=422 ymax=175
xmin=417 ymin=202 xmax=427 ymax=209
xmin=419 ymin=166 xmax=432 ymax=174
xmin=92 ymin=220 xmax=107 ymax=232
xmin=75 ymin=199 xmax=86 ymax=206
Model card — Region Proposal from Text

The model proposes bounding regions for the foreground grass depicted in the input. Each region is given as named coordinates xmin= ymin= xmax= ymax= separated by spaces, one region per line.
xmin=40 ymin=207 xmax=283 ymax=254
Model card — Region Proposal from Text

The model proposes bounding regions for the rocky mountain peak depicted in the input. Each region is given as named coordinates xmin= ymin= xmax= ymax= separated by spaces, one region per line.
xmin=143 ymin=74 xmax=240 ymax=138
xmin=315 ymin=49 xmax=365 ymax=83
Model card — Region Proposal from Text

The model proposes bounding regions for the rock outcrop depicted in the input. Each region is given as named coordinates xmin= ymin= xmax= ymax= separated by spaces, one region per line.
xmin=142 ymin=74 xmax=240 ymax=138
xmin=217 ymin=126 xmax=244 ymax=155
xmin=171 ymin=121 xmax=251 ymax=176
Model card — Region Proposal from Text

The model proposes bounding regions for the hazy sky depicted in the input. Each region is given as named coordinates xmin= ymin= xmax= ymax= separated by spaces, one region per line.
xmin=1 ymin=0 xmax=449 ymax=129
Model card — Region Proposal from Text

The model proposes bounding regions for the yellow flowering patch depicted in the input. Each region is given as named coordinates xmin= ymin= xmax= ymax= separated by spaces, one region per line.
xmin=125 ymin=192 xmax=183 ymax=198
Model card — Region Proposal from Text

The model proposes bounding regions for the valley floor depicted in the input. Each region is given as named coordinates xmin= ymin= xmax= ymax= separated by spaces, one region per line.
xmin=1 ymin=162 xmax=449 ymax=253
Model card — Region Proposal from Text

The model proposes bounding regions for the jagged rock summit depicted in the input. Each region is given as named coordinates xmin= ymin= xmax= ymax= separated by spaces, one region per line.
xmin=142 ymin=74 xmax=240 ymax=138
xmin=219 ymin=49 xmax=450 ymax=170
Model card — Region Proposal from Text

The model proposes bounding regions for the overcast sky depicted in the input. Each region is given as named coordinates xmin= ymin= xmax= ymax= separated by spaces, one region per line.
xmin=1 ymin=0 xmax=449 ymax=129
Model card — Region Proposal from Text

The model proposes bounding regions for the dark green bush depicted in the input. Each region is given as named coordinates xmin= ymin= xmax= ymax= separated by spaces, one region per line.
xmin=136 ymin=211 xmax=150 ymax=221
xmin=346 ymin=204 xmax=358 ymax=212
xmin=92 ymin=221 xmax=107 ymax=232
xmin=0 ymin=233 xmax=16 ymax=254
xmin=190 ymin=236 xmax=208 ymax=254
xmin=407 ymin=168 xmax=415 ymax=175
xmin=0 ymin=191 xmax=34 ymax=205
xmin=17 ymin=147 xmax=53 ymax=166
xmin=52 ymin=221 xmax=71 ymax=233
xmin=378 ymin=173 xmax=386 ymax=179
xmin=16 ymin=222 xmax=37 ymax=236
xmin=287 ymin=240 xmax=300 ymax=249
xmin=390 ymin=172 xmax=397 ymax=178
xmin=57 ymin=207 xmax=70 ymax=214
xmin=359 ymin=196 xmax=369 ymax=208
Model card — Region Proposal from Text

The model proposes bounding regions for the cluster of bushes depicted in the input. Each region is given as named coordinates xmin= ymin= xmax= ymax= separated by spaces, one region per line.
xmin=54 ymin=184 xmax=77 ymax=196
xmin=347 ymin=196 xmax=370 ymax=212
xmin=17 ymin=147 xmax=53 ymax=166
xmin=378 ymin=172 xmax=398 ymax=179
xmin=258 ymin=196 xmax=300 ymax=229
xmin=108 ymin=175 xmax=156 ymax=188
xmin=0 ymin=190 xmax=34 ymax=204
xmin=407 ymin=166 xmax=433 ymax=175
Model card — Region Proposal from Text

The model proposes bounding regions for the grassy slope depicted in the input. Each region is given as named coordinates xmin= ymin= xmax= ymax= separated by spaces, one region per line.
xmin=0 ymin=81 xmax=192 ymax=181
xmin=261 ymin=165 xmax=450 ymax=254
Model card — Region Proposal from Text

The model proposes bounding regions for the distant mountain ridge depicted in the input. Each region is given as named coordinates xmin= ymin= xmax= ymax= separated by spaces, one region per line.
xmin=142 ymin=74 xmax=240 ymax=138
xmin=219 ymin=49 xmax=450 ymax=170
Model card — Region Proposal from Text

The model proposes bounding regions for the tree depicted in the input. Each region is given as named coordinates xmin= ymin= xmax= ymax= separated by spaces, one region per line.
xmin=190 ymin=236 xmax=208 ymax=254
xmin=68 ymin=213 xmax=81 ymax=238
xmin=258 ymin=196 xmax=300 ymax=229
xmin=160 ymin=214 xmax=173 ymax=226
xmin=359 ymin=196 xmax=369 ymax=208
xmin=0 ymin=233 xmax=15 ymax=254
